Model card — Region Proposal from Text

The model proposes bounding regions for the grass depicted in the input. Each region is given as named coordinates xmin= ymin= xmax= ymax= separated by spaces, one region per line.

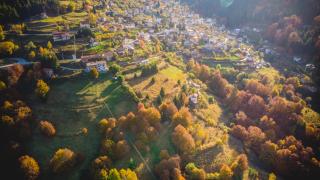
xmin=213 ymin=55 xmax=241 ymax=61
xmin=27 ymin=74 xmax=136 ymax=180
xmin=194 ymin=104 xmax=222 ymax=126
xmin=129 ymin=65 xmax=187 ymax=99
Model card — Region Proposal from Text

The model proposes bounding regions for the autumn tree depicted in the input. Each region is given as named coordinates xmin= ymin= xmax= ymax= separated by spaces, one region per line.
xmin=38 ymin=47 xmax=59 ymax=69
xmin=50 ymin=148 xmax=77 ymax=173
xmin=19 ymin=155 xmax=40 ymax=180
xmin=185 ymin=163 xmax=206 ymax=180
xmin=0 ymin=80 xmax=6 ymax=90
xmin=267 ymin=96 xmax=303 ymax=133
xmin=155 ymin=155 xmax=183 ymax=179
xmin=91 ymin=67 xmax=99 ymax=79
xmin=39 ymin=120 xmax=56 ymax=137
xmin=209 ymin=70 xmax=233 ymax=99
xmin=68 ymin=2 xmax=76 ymax=12
xmin=244 ymin=79 xmax=270 ymax=98
xmin=119 ymin=169 xmax=138 ymax=180
xmin=92 ymin=156 xmax=112 ymax=173
xmin=159 ymin=101 xmax=178 ymax=121
xmin=7 ymin=64 xmax=24 ymax=86
xmin=259 ymin=140 xmax=278 ymax=167
xmin=288 ymin=31 xmax=301 ymax=47
xmin=101 ymin=139 xmax=115 ymax=157
xmin=47 ymin=41 xmax=53 ymax=49
xmin=35 ymin=80 xmax=50 ymax=99
xmin=219 ymin=164 xmax=233 ymax=180
xmin=246 ymin=95 xmax=266 ymax=119
xmin=28 ymin=51 xmax=36 ymax=60
xmin=172 ymin=107 xmax=193 ymax=127
xmin=0 ymin=41 xmax=19 ymax=56
xmin=114 ymin=140 xmax=130 ymax=160
xmin=235 ymin=111 xmax=251 ymax=127
xmin=24 ymin=41 xmax=36 ymax=51
xmin=172 ymin=125 xmax=195 ymax=153
xmin=230 ymin=125 xmax=248 ymax=141
xmin=0 ymin=25 xmax=5 ymax=40
xmin=247 ymin=126 xmax=266 ymax=152
xmin=231 ymin=154 xmax=249 ymax=178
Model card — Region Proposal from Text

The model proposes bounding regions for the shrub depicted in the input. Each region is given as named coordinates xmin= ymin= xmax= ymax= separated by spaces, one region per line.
xmin=39 ymin=120 xmax=56 ymax=137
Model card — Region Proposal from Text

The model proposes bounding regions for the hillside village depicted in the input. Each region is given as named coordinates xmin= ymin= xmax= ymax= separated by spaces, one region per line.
xmin=1 ymin=0 xmax=320 ymax=180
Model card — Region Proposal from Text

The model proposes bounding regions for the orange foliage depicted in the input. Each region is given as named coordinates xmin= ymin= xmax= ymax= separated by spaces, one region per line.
xmin=172 ymin=125 xmax=195 ymax=153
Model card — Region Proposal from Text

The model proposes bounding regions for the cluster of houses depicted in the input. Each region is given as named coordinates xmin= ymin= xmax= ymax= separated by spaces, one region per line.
xmin=80 ymin=52 xmax=113 ymax=72
xmin=48 ymin=0 xmax=317 ymax=82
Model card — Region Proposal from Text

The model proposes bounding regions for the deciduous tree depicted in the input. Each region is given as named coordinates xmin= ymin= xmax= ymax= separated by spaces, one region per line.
xmin=19 ymin=155 xmax=40 ymax=180
xmin=35 ymin=80 xmax=50 ymax=98
xmin=172 ymin=124 xmax=195 ymax=153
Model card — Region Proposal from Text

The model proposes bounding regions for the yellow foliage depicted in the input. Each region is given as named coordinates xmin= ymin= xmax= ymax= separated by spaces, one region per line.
xmin=19 ymin=155 xmax=40 ymax=180
xmin=35 ymin=80 xmax=50 ymax=98
xmin=0 ymin=41 xmax=19 ymax=55
xmin=0 ymin=80 xmax=6 ymax=90
xmin=1 ymin=115 xmax=14 ymax=125
xmin=39 ymin=120 xmax=56 ymax=137
xmin=28 ymin=51 xmax=36 ymax=59
xmin=119 ymin=168 xmax=138 ymax=180
xmin=50 ymin=148 xmax=77 ymax=173
xmin=219 ymin=164 xmax=233 ymax=180
xmin=2 ymin=100 xmax=13 ymax=110
xmin=11 ymin=23 xmax=25 ymax=34
xmin=91 ymin=67 xmax=99 ymax=79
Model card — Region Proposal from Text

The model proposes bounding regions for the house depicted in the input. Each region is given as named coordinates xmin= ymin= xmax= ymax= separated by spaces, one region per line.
xmin=293 ymin=56 xmax=302 ymax=64
xmin=52 ymin=32 xmax=72 ymax=42
xmin=80 ymin=20 xmax=90 ymax=29
xmin=89 ymin=38 xmax=99 ymax=47
xmin=40 ymin=12 xmax=48 ymax=19
xmin=85 ymin=61 xmax=108 ymax=72
xmin=102 ymin=51 xmax=114 ymax=61
xmin=305 ymin=64 xmax=316 ymax=71
xmin=189 ymin=93 xmax=199 ymax=108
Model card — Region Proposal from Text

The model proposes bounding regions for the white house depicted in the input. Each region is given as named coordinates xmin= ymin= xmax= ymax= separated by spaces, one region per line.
xmin=52 ymin=32 xmax=72 ymax=42
xmin=80 ymin=21 xmax=90 ymax=29
xmin=85 ymin=61 xmax=108 ymax=72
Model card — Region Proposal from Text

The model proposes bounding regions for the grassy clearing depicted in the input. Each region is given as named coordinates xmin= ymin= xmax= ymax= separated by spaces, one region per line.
xmin=129 ymin=65 xmax=187 ymax=99
xmin=27 ymin=74 xmax=136 ymax=180
xmin=194 ymin=104 xmax=222 ymax=126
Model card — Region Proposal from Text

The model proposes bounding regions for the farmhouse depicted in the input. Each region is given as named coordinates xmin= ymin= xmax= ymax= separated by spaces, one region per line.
xmin=80 ymin=20 xmax=90 ymax=29
xmin=85 ymin=61 xmax=108 ymax=73
xmin=52 ymin=32 xmax=72 ymax=42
